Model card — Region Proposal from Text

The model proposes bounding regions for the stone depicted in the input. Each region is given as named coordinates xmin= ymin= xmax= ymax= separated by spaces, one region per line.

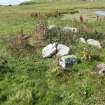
xmin=98 ymin=68 xmax=105 ymax=76
xmin=59 ymin=55 xmax=77 ymax=70
xmin=48 ymin=25 xmax=56 ymax=30
xmin=47 ymin=25 xmax=59 ymax=35
xmin=42 ymin=43 xmax=57 ymax=58
xmin=63 ymin=27 xmax=78 ymax=33
xmin=96 ymin=63 xmax=105 ymax=76
xmin=96 ymin=63 xmax=105 ymax=70
xmin=79 ymin=37 xmax=86 ymax=44
xmin=87 ymin=39 xmax=102 ymax=48
xmin=56 ymin=44 xmax=70 ymax=57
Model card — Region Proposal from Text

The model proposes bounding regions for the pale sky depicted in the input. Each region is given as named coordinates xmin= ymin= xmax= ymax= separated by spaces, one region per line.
xmin=0 ymin=0 xmax=30 ymax=5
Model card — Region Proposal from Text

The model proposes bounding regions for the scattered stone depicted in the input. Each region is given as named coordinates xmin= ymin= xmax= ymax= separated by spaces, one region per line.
xmin=98 ymin=68 xmax=105 ymax=76
xmin=79 ymin=37 xmax=86 ymax=44
xmin=47 ymin=25 xmax=59 ymax=35
xmin=59 ymin=55 xmax=77 ymax=70
xmin=63 ymin=27 xmax=78 ymax=33
xmin=48 ymin=25 xmax=57 ymax=30
xmin=96 ymin=63 xmax=105 ymax=70
xmin=96 ymin=63 xmax=105 ymax=76
xmin=42 ymin=43 xmax=57 ymax=58
xmin=42 ymin=43 xmax=70 ymax=58
xmin=79 ymin=38 xmax=102 ymax=48
xmin=87 ymin=39 xmax=102 ymax=48
xmin=56 ymin=44 xmax=70 ymax=57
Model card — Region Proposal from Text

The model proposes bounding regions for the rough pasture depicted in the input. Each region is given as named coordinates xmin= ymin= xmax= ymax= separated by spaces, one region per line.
xmin=0 ymin=0 xmax=105 ymax=105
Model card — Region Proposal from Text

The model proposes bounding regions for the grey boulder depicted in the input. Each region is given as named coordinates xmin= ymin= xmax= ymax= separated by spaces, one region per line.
xmin=56 ymin=44 xmax=70 ymax=57
xmin=59 ymin=55 xmax=77 ymax=70
xmin=42 ymin=43 xmax=57 ymax=58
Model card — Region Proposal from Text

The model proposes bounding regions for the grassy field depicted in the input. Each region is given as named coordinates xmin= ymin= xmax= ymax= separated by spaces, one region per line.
xmin=1 ymin=0 xmax=105 ymax=105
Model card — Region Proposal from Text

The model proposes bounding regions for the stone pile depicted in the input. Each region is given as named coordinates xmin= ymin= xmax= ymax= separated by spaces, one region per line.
xmin=42 ymin=43 xmax=77 ymax=70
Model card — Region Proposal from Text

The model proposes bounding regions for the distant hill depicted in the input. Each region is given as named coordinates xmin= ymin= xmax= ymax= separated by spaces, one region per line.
xmin=19 ymin=0 xmax=105 ymax=6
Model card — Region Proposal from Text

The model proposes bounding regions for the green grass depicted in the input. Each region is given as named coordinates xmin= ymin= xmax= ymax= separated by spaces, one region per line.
xmin=0 ymin=0 xmax=105 ymax=105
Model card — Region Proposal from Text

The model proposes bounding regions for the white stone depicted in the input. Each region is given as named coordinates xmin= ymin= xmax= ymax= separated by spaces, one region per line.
xmin=99 ymin=68 xmax=105 ymax=76
xmin=87 ymin=39 xmax=102 ymax=48
xmin=56 ymin=44 xmax=70 ymax=57
xmin=42 ymin=43 xmax=57 ymax=58
xmin=48 ymin=25 xmax=56 ymax=30
xmin=59 ymin=55 xmax=77 ymax=70
xmin=96 ymin=63 xmax=105 ymax=76
xmin=63 ymin=27 xmax=78 ymax=33
xmin=96 ymin=63 xmax=105 ymax=70
xmin=79 ymin=37 xmax=86 ymax=44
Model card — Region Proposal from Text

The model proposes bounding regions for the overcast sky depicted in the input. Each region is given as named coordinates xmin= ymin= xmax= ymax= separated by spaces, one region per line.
xmin=0 ymin=0 xmax=30 ymax=5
